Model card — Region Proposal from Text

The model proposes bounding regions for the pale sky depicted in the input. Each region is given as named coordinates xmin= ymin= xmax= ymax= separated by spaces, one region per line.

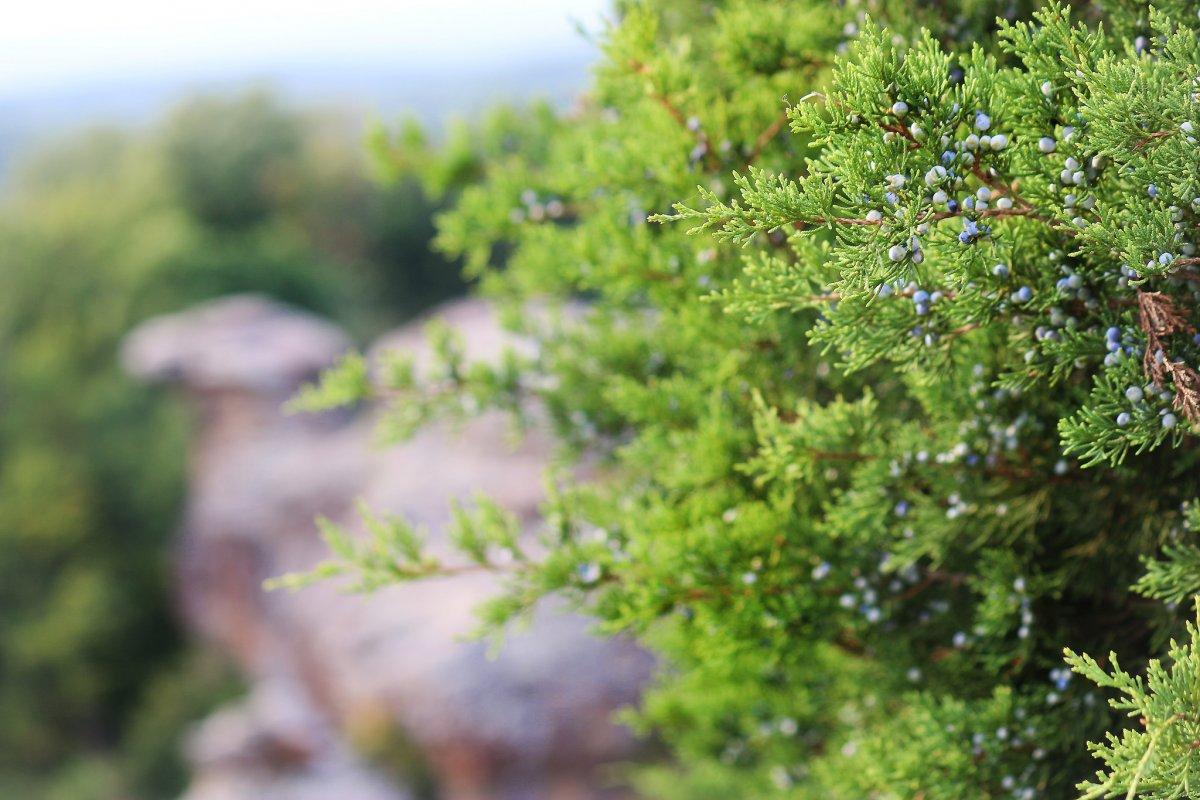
xmin=0 ymin=1 xmax=609 ymax=96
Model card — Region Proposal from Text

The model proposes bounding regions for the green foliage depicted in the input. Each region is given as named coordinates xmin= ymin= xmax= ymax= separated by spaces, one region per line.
xmin=268 ymin=504 xmax=439 ymax=592
xmin=290 ymin=319 xmax=532 ymax=441
xmin=0 ymin=91 xmax=460 ymax=797
xmin=295 ymin=1 xmax=1200 ymax=797
xmin=162 ymin=91 xmax=303 ymax=228
xmin=288 ymin=352 xmax=374 ymax=413
xmin=117 ymin=652 xmax=243 ymax=799
xmin=1066 ymin=605 xmax=1200 ymax=799
xmin=268 ymin=496 xmax=526 ymax=596
xmin=1136 ymin=503 xmax=1200 ymax=606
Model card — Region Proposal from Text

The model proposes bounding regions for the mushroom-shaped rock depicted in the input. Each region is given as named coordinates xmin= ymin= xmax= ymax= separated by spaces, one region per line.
xmin=183 ymin=678 xmax=407 ymax=800
xmin=124 ymin=295 xmax=652 ymax=800
xmin=122 ymin=294 xmax=351 ymax=396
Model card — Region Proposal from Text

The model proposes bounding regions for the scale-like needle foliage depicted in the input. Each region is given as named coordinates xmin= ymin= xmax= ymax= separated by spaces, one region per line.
xmin=289 ymin=2 xmax=1200 ymax=796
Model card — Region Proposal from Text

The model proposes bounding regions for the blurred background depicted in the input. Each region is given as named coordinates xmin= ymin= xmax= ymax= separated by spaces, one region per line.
xmin=0 ymin=4 xmax=635 ymax=799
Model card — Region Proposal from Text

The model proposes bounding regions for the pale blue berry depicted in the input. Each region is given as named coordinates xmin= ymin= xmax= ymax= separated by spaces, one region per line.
xmin=577 ymin=562 xmax=602 ymax=584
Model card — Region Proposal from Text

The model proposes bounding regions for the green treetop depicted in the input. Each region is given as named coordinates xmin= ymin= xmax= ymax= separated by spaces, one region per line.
xmin=289 ymin=2 xmax=1200 ymax=797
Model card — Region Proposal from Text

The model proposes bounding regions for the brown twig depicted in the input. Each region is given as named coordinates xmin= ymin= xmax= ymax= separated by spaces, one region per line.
xmin=1133 ymin=130 xmax=1172 ymax=150
xmin=786 ymin=203 xmax=1052 ymax=235
xmin=896 ymin=569 xmax=968 ymax=602
xmin=969 ymin=163 xmax=1039 ymax=216
xmin=945 ymin=322 xmax=982 ymax=340
xmin=807 ymin=448 xmax=876 ymax=462
xmin=881 ymin=121 xmax=921 ymax=149
xmin=746 ymin=110 xmax=791 ymax=165
xmin=629 ymin=59 xmax=722 ymax=172
xmin=1136 ymin=290 xmax=1200 ymax=423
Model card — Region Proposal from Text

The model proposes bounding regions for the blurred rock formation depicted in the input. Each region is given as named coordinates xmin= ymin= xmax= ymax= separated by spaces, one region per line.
xmin=123 ymin=295 xmax=652 ymax=800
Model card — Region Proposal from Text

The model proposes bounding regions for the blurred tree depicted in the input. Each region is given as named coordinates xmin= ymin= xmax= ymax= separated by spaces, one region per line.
xmin=162 ymin=91 xmax=302 ymax=229
xmin=0 ymin=92 xmax=461 ymax=798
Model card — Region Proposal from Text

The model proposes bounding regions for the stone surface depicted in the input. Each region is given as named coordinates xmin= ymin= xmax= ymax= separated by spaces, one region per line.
xmin=181 ymin=678 xmax=407 ymax=800
xmin=123 ymin=295 xmax=652 ymax=800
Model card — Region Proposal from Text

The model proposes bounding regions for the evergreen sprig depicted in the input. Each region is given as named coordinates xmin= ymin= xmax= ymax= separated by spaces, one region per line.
xmin=285 ymin=2 xmax=1200 ymax=796
xmin=1066 ymin=606 xmax=1200 ymax=799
